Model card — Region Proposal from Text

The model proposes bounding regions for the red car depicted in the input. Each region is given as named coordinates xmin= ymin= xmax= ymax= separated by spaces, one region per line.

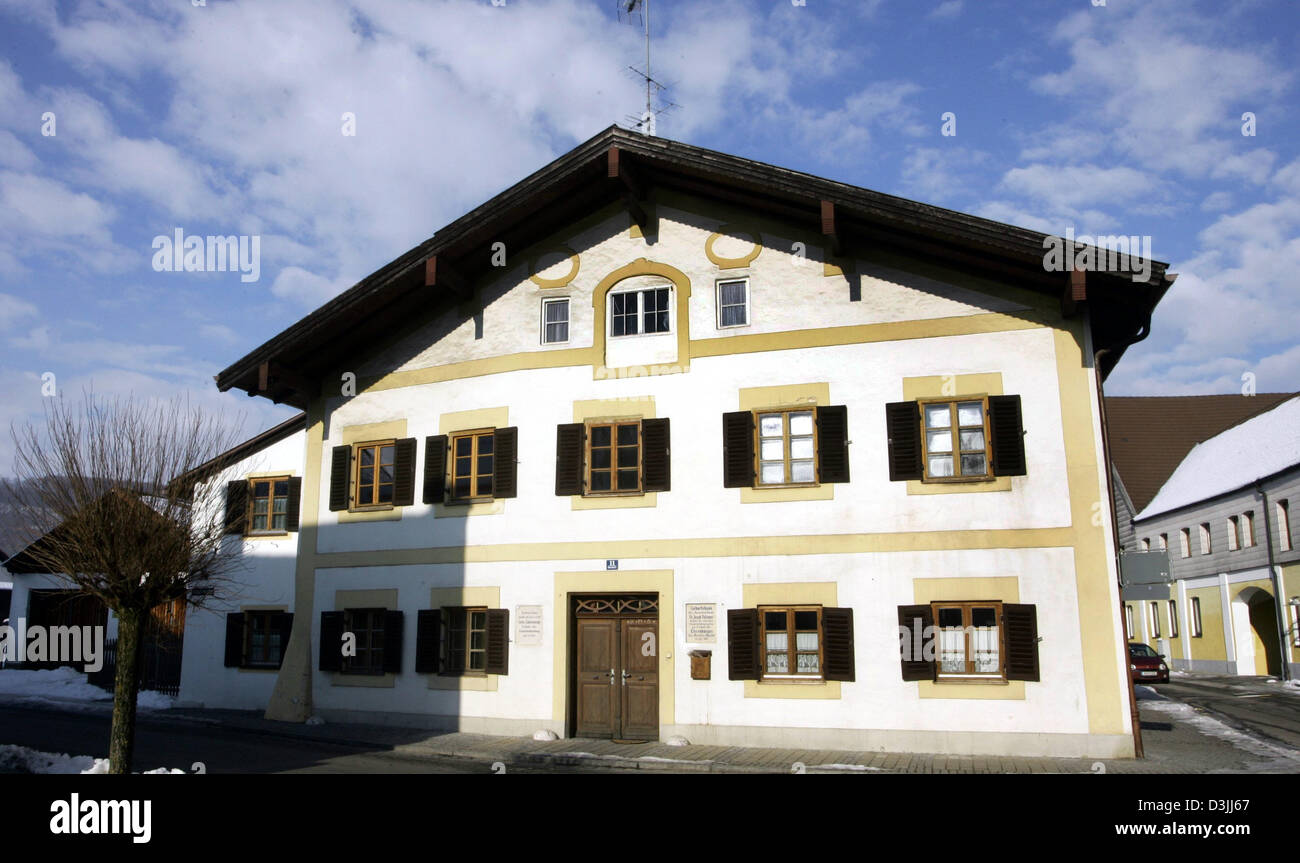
xmin=1129 ymin=642 xmax=1169 ymax=684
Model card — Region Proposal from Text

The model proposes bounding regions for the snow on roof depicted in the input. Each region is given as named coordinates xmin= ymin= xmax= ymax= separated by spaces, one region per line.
xmin=1136 ymin=395 xmax=1300 ymax=521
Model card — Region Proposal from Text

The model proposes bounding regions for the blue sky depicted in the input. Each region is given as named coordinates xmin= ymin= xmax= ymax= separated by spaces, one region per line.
xmin=0 ymin=0 xmax=1296 ymax=471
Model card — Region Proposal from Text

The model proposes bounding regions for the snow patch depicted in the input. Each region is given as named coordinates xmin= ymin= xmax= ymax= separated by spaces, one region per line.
xmin=663 ymin=735 xmax=689 ymax=747
xmin=0 ymin=745 xmax=181 ymax=774
xmin=1145 ymin=700 xmax=1300 ymax=763
xmin=304 ymin=715 xmax=325 ymax=726
xmin=531 ymin=729 xmax=557 ymax=741
xmin=0 ymin=667 xmax=174 ymax=709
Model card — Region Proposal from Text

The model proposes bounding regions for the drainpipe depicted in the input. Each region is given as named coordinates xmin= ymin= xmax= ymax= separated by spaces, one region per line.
xmin=1093 ymin=293 xmax=1157 ymax=759
xmin=1256 ymin=484 xmax=1292 ymax=682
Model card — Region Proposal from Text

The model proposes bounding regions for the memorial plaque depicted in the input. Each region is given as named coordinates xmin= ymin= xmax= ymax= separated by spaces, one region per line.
xmin=516 ymin=605 xmax=543 ymax=646
xmin=685 ymin=603 xmax=716 ymax=643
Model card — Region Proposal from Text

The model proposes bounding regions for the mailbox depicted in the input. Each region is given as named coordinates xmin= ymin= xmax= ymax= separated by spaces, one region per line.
xmin=689 ymin=650 xmax=711 ymax=680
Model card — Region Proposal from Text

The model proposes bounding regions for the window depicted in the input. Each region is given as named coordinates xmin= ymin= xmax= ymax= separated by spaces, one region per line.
xmin=541 ymin=297 xmax=569 ymax=344
xmin=1148 ymin=602 xmax=1161 ymax=638
xmin=1158 ymin=533 xmax=1168 ymax=552
xmin=1279 ymin=500 xmax=1292 ymax=551
xmin=1168 ymin=600 xmax=1179 ymax=638
xmin=757 ymin=408 xmax=816 ymax=486
xmin=1227 ymin=516 xmax=1240 ymax=551
xmin=342 ymin=608 xmax=386 ymax=675
xmin=449 ymin=430 xmax=494 ymax=501
xmin=1199 ymin=523 xmax=1211 ymax=554
xmin=1190 ymin=597 xmax=1203 ymax=638
xmin=920 ymin=398 xmax=990 ymax=480
xmin=934 ymin=602 xmax=1002 ymax=677
xmin=1290 ymin=602 xmax=1300 ymax=648
xmin=587 ymin=420 xmax=641 ymax=493
xmin=354 ymin=440 xmax=396 ymax=507
xmin=1125 ymin=605 xmax=1134 ymax=639
xmin=610 ymin=286 xmax=670 ymax=336
xmin=554 ymin=418 xmax=670 ymax=497
xmin=760 ymin=606 xmax=823 ymax=679
xmin=443 ymin=607 xmax=488 ymax=675
xmin=716 ymin=278 xmax=748 ymax=328
xmin=1242 ymin=511 xmax=1255 ymax=547
xmin=1140 ymin=537 xmax=1150 ymax=552
xmin=248 ymin=477 xmax=290 ymax=533
xmin=223 ymin=610 xmax=292 ymax=670
xmin=1180 ymin=528 xmax=1191 ymax=558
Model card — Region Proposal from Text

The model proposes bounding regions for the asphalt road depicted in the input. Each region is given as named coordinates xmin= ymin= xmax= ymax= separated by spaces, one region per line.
xmin=1157 ymin=675 xmax=1300 ymax=751
xmin=0 ymin=704 xmax=591 ymax=773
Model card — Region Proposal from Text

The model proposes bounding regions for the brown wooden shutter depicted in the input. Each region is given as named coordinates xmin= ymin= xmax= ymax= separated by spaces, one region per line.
xmin=272 ymin=612 xmax=294 ymax=669
xmin=1003 ymin=603 xmax=1039 ymax=681
xmin=885 ymin=401 xmax=923 ymax=481
xmin=224 ymin=481 xmax=247 ymax=535
xmin=285 ymin=478 xmax=302 ymax=532
xmin=816 ymin=405 xmax=850 ymax=484
xmin=328 ymin=446 xmax=351 ymax=511
xmin=493 ymin=427 xmax=518 ymax=499
xmin=555 ymin=423 xmax=585 ymax=496
xmin=382 ymin=610 xmax=404 ymax=673
xmin=415 ymin=609 xmax=441 ymax=673
xmin=898 ymin=604 xmax=935 ymax=681
xmin=392 ymin=438 xmax=417 ymax=506
xmin=822 ymin=607 xmax=855 ymax=681
xmin=423 ymin=435 xmax=447 ymax=504
xmin=223 ymin=612 xmax=244 ymax=667
xmin=988 ymin=395 xmax=1027 ymax=476
xmin=722 ymin=411 xmax=755 ymax=488
xmin=319 ymin=611 xmax=344 ymax=671
xmin=727 ymin=608 xmax=761 ymax=680
xmin=641 ymin=418 xmax=671 ymax=492
xmin=485 ymin=608 xmax=510 ymax=675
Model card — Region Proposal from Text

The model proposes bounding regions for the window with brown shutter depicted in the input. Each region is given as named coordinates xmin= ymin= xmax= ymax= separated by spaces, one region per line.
xmin=414 ymin=609 xmax=441 ymax=673
xmin=555 ymin=418 xmax=669 ymax=497
xmin=555 ymin=423 xmax=585 ymax=496
xmin=897 ymin=601 xmax=1040 ymax=683
xmin=328 ymin=446 xmax=351 ymax=511
xmin=224 ymin=481 xmax=248 ymax=535
xmin=729 ymin=605 xmax=854 ymax=682
xmin=722 ymin=411 xmax=755 ymax=488
xmin=493 ymin=427 xmax=518 ymax=499
xmin=885 ymin=402 xmax=923 ymax=481
xmin=724 ymin=405 xmax=850 ymax=489
xmin=449 ymin=429 xmax=496 ymax=501
xmin=319 ymin=610 xmax=344 ymax=672
xmin=340 ymin=608 xmax=387 ymax=675
xmin=727 ymin=608 xmax=761 ymax=680
xmin=423 ymin=435 xmax=448 ymax=504
xmin=352 ymin=440 xmax=396 ymax=507
xmin=897 ymin=605 xmax=935 ymax=681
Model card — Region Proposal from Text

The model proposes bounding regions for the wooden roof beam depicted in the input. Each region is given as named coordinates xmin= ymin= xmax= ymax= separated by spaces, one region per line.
xmin=257 ymin=361 xmax=318 ymax=399
xmin=821 ymin=200 xmax=842 ymax=258
xmin=608 ymin=145 xmax=650 ymax=230
xmin=1063 ymin=268 xmax=1086 ymax=318
xmin=424 ymin=253 xmax=471 ymax=299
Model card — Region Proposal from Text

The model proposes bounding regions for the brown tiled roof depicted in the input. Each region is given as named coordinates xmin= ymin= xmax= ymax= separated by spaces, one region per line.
xmin=1106 ymin=393 xmax=1297 ymax=511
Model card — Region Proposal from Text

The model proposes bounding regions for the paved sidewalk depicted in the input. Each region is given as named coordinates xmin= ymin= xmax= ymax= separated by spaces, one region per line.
xmin=4 ymin=672 xmax=1297 ymax=773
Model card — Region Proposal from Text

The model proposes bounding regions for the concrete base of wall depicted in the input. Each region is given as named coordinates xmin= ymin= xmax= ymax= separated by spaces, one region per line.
xmin=658 ymin=724 xmax=1135 ymax=758
xmin=314 ymin=707 xmax=562 ymax=738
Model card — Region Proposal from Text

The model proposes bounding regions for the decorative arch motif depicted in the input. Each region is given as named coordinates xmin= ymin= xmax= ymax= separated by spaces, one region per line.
xmin=704 ymin=225 xmax=763 ymax=269
xmin=529 ymin=245 xmax=581 ymax=288
xmin=591 ymin=258 xmax=693 ymax=379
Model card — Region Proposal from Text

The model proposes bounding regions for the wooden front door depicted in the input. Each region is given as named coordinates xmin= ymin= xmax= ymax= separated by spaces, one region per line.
xmin=572 ymin=596 xmax=659 ymax=741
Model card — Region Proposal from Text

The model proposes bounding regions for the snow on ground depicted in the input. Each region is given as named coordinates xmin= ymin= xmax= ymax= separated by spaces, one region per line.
xmin=1133 ymin=684 xmax=1169 ymax=701
xmin=0 ymin=745 xmax=183 ymax=774
xmin=1143 ymin=699 xmax=1300 ymax=763
xmin=0 ymin=667 xmax=174 ymax=709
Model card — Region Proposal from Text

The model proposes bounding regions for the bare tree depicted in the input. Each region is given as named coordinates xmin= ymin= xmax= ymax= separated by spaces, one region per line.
xmin=5 ymin=392 xmax=246 ymax=773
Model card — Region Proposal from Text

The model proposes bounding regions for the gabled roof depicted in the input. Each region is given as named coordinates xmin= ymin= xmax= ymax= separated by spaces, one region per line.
xmin=1106 ymin=393 xmax=1296 ymax=512
xmin=173 ymin=411 xmax=306 ymax=491
xmin=216 ymin=125 xmax=1173 ymax=407
xmin=1135 ymin=395 xmax=1300 ymax=521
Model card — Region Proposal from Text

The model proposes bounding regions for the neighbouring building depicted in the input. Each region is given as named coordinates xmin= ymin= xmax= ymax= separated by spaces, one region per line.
xmin=181 ymin=126 xmax=1176 ymax=758
xmin=1123 ymin=395 xmax=1300 ymax=678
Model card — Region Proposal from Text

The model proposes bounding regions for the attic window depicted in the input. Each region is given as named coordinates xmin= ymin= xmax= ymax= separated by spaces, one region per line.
xmin=610 ymin=287 xmax=670 ymax=337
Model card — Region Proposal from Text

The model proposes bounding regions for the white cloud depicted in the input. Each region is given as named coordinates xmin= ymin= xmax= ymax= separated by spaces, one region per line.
xmin=0 ymin=292 xmax=37 ymax=330
xmin=927 ymin=1 xmax=963 ymax=21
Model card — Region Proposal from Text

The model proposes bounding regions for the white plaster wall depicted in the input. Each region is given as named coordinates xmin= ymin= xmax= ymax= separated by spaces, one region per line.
xmin=178 ymin=429 xmax=304 ymax=709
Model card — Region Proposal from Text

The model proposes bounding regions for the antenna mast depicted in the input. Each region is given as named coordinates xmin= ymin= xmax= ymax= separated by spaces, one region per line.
xmin=619 ymin=0 xmax=675 ymax=136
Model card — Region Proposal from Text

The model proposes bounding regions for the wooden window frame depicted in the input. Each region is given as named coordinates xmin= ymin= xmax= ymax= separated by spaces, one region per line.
xmin=541 ymin=296 xmax=570 ymax=345
xmin=932 ymin=601 xmax=1005 ymax=679
xmin=716 ymin=277 xmax=749 ymax=329
xmin=352 ymin=439 xmax=396 ymax=511
xmin=242 ymin=610 xmax=284 ymax=668
xmin=1148 ymin=601 xmax=1161 ymax=638
xmin=1140 ymin=537 xmax=1150 ymax=552
xmin=1278 ymin=500 xmax=1292 ymax=551
xmin=1190 ymin=597 xmax=1203 ymax=638
xmin=441 ymin=606 xmax=489 ymax=677
xmin=609 ymin=286 xmax=672 ymax=338
xmin=1290 ymin=601 xmax=1300 ymax=649
xmin=246 ymin=475 xmax=291 ymax=535
xmin=1242 ymin=511 xmax=1255 ymax=547
xmin=1125 ymin=605 xmax=1134 ymax=639
xmin=448 ymin=428 xmax=495 ymax=504
xmin=1227 ymin=516 xmax=1240 ymax=551
xmin=753 ymin=407 xmax=819 ymax=488
xmin=918 ymin=395 xmax=993 ymax=483
xmin=1199 ymin=522 xmax=1212 ymax=554
xmin=584 ymin=419 xmax=643 ymax=496
xmin=1158 ymin=533 xmax=1168 ymax=552
xmin=757 ymin=605 xmax=824 ymax=681
xmin=1168 ymin=599 xmax=1179 ymax=638
xmin=341 ymin=608 xmax=385 ymax=675
xmin=1180 ymin=528 xmax=1191 ymax=558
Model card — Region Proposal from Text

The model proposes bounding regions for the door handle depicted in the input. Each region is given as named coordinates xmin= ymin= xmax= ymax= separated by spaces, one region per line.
xmin=610 ymin=667 xmax=616 ymax=685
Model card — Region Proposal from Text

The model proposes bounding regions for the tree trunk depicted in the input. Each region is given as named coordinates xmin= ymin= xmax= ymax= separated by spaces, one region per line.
xmin=109 ymin=608 xmax=144 ymax=774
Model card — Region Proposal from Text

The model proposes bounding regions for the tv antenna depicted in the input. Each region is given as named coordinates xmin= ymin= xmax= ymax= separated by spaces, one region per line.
xmin=617 ymin=0 xmax=676 ymax=136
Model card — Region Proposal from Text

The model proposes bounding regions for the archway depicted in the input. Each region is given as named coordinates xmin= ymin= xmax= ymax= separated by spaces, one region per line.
xmin=1231 ymin=586 xmax=1281 ymax=676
